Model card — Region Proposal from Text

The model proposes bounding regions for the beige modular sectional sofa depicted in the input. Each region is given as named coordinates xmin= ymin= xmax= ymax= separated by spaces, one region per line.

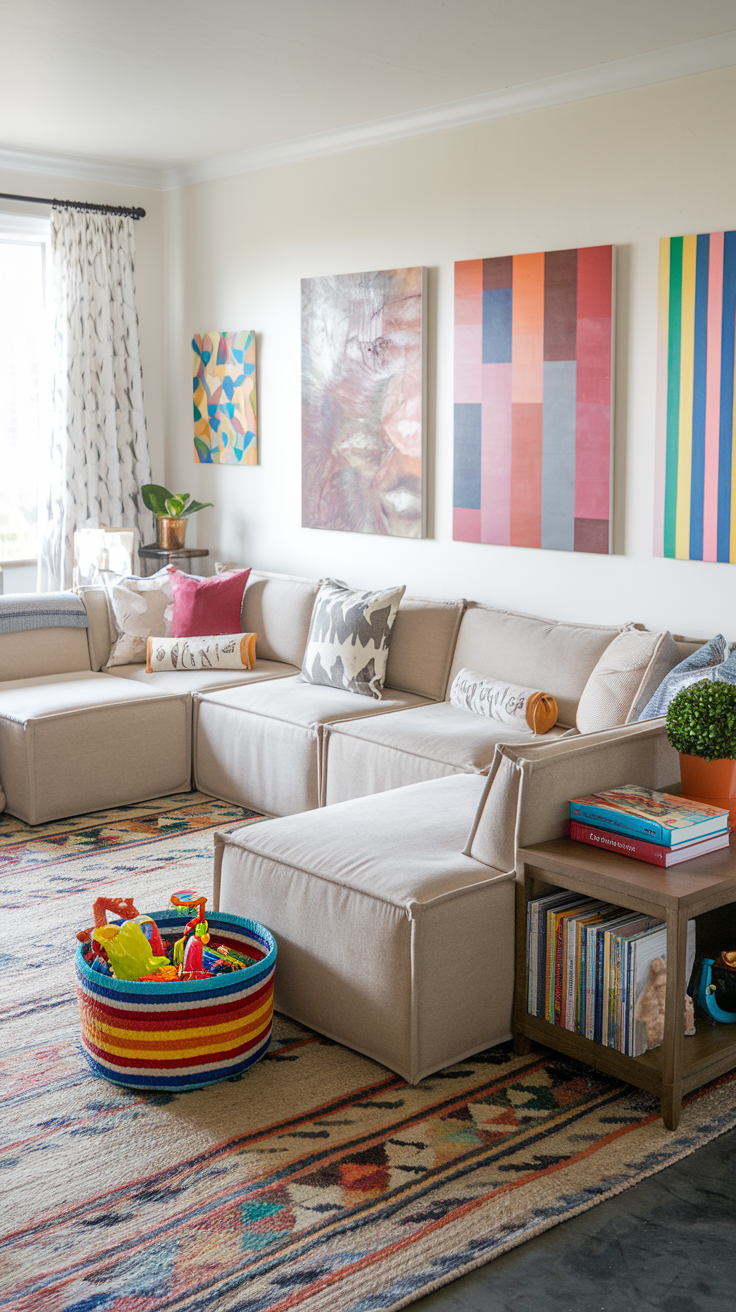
xmin=0 ymin=568 xmax=685 ymax=1084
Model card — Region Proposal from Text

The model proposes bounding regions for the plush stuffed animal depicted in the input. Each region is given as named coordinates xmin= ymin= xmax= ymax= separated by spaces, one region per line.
xmin=635 ymin=956 xmax=667 ymax=1048
xmin=635 ymin=955 xmax=696 ymax=1049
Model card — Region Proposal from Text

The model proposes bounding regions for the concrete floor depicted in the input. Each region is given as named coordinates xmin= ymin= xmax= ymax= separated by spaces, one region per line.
xmin=411 ymin=1123 xmax=736 ymax=1311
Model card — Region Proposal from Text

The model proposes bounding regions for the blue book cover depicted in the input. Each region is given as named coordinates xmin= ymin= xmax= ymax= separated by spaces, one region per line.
xmin=570 ymin=785 xmax=728 ymax=847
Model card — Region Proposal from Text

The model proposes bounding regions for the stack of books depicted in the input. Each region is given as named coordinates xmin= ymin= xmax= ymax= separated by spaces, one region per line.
xmin=527 ymin=890 xmax=695 ymax=1056
xmin=568 ymin=785 xmax=730 ymax=867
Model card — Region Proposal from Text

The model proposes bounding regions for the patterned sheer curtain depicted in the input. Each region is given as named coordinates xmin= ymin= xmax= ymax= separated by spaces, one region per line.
xmin=38 ymin=208 xmax=153 ymax=591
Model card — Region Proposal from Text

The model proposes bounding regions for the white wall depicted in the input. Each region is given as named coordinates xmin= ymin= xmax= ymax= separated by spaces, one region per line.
xmin=0 ymin=165 xmax=167 ymax=491
xmin=165 ymin=65 xmax=734 ymax=635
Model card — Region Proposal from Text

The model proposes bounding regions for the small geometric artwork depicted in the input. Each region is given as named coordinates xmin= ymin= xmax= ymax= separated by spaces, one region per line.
xmin=655 ymin=232 xmax=736 ymax=561
xmin=193 ymin=331 xmax=257 ymax=464
xmin=453 ymin=246 xmax=615 ymax=554
xmin=301 ymin=267 xmax=427 ymax=538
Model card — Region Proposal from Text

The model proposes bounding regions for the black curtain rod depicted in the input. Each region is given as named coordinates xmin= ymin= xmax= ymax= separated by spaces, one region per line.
xmin=0 ymin=192 xmax=145 ymax=219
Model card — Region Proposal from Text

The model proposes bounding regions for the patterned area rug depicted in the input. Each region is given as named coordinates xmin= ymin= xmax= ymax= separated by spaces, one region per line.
xmin=3 ymin=794 xmax=736 ymax=1312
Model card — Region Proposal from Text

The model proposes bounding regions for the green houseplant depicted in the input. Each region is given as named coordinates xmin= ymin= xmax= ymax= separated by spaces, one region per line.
xmin=666 ymin=679 xmax=736 ymax=823
xmin=141 ymin=484 xmax=213 ymax=551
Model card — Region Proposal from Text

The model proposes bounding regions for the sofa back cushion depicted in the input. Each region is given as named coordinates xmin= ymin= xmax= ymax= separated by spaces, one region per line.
xmin=242 ymin=571 xmax=321 ymax=667
xmin=447 ymin=603 xmax=628 ymax=727
xmin=385 ymin=597 xmax=466 ymax=700
xmin=0 ymin=626 xmax=92 ymax=681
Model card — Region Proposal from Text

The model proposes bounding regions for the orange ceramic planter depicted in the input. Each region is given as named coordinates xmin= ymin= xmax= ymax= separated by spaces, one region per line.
xmin=679 ymin=753 xmax=736 ymax=826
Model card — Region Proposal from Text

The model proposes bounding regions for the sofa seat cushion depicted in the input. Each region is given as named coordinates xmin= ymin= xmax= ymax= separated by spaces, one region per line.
xmin=0 ymin=672 xmax=191 ymax=826
xmin=106 ymin=659 xmax=299 ymax=695
xmin=322 ymin=700 xmax=569 ymax=806
xmin=193 ymin=676 xmax=431 ymax=816
xmin=215 ymin=774 xmax=515 ymax=1082
xmin=198 ymin=674 xmax=429 ymax=728
xmin=0 ymin=670 xmax=184 ymax=720
xmin=226 ymin=772 xmax=491 ymax=905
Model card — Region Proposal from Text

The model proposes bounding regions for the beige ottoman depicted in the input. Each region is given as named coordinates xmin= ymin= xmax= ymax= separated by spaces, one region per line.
xmin=214 ymin=773 xmax=515 ymax=1083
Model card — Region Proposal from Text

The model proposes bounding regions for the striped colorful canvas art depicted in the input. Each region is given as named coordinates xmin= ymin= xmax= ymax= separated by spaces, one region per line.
xmin=453 ymin=246 xmax=614 ymax=554
xmin=655 ymin=233 xmax=736 ymax=561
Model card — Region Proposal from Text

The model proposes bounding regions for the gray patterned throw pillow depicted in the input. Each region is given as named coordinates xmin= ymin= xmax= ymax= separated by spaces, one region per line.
xmin=299 ymin=578 xmax=406 ymax=699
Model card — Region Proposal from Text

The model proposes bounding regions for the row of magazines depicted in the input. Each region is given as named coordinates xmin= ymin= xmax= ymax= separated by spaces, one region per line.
xmin=527 ymin=888 xmax=695 ymax=1056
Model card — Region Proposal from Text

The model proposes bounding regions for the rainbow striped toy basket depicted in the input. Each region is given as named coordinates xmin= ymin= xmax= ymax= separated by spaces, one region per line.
xmin=75 ymin=911 xmax=277 ymax=1092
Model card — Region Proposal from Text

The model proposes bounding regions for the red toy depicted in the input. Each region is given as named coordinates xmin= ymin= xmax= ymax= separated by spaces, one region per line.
xmin=77 ymin=896 xmax=140 ymax=944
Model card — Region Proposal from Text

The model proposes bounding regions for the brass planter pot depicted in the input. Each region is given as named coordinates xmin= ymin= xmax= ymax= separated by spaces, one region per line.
xmin=156 ymin=517 xmax=188 ymax=551
xmin=679 ymin=753 xmax=736 ymax=826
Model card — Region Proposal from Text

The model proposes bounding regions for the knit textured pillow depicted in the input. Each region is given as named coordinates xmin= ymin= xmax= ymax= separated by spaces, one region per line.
xmin=299 ymin=579 xmax=406 ymax=699
xmin=637 ymin=634 xmax=731 ymax=720
xmin=576 ymin=629 xmax=681 ymax=733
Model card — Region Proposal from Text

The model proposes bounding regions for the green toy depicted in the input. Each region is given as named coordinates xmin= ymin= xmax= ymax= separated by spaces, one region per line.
xmin=92 ymin=921 xmax=170 ymax=982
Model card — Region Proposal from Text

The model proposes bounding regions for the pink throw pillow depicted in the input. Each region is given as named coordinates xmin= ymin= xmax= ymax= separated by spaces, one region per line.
xmin=168 ymin=567 xmax=251 ymax=638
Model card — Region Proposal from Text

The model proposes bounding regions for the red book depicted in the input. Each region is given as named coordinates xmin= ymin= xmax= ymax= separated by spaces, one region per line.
xmin=569 ymin=820 xmax=730 ymax=867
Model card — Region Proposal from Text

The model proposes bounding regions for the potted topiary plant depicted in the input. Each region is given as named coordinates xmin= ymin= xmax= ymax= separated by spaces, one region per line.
xmin=666 ymin=679 xmax=736 ymax=823
xmin=141 ymin=484 xmax=213 ymax=551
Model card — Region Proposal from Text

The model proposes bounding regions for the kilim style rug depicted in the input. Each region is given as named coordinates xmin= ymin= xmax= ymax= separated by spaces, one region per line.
xmin=3 ymin=794 xmax=736 ymax=1312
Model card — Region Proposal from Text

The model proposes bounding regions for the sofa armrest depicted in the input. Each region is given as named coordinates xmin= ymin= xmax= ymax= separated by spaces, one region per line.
xmin=463 ymin=719 xmax=677 ymax=874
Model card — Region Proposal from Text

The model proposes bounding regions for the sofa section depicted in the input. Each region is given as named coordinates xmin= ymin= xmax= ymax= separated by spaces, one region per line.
xmin=193 ymin=595 xmax=466 ymax=816
xmin=194 ymin=677 xmax=433 ymax=816
xmin=322 ymin=603 xmax=630 ymax=806
xmin=322 ymin=699 xmax=569 ymax=804
xmin=0 ymin=672 xmax=191 ymax=825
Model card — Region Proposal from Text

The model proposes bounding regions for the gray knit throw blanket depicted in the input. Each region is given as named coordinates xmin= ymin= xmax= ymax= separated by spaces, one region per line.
xmin=0 ymin=592 xmax=88 ymax=634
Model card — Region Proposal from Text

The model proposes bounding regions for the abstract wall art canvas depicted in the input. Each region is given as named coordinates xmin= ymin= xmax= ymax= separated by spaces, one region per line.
xmin=655 ymin=232 xmax=736 ymax=562
xmin=453 ymin=245 xmax=614 ymax=554
xmin=302 ymin=267 xmax=427 ymax=537
xmin=193 ymin=331 xmax=257 ymax=464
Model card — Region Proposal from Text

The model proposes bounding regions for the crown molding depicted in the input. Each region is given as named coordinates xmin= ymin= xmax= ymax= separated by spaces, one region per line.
xmin=162 ymin=29 xmax=736 ymax=188
xmin=1 ymin=29 xmax=735 ymax=194
xmin=0 ymin=145 xmax=163 ymax=190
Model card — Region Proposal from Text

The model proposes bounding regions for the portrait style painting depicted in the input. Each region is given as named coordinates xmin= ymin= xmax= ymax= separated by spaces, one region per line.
xmin=301 ymin=266 xmax=427 ymax=537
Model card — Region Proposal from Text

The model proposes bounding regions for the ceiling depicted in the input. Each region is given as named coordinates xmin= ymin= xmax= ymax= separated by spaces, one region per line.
xmin=2 ymin=1 xmax=736 ymax=187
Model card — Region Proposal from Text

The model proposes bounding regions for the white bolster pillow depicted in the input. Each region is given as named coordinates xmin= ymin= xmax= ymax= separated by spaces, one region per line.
xmin=450 ymin=667 xmax=558 ymax=734
xmin=146 ymin=632 xmax=257 ymax=672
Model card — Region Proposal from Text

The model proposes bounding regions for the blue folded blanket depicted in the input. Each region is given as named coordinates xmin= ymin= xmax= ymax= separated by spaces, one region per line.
xmin=0 ymin=592 xmax=88 ymax=634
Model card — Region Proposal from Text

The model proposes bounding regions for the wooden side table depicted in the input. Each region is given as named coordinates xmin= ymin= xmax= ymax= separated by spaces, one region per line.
xmin=138 ymin=546 xmax=209 ymax=576
xmin=514 ymin=835 xmax=736 ymax=1130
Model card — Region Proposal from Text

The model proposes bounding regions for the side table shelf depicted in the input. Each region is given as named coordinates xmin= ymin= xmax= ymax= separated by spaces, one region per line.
xmin=514 ymin=836 xmax=736 ymax=1130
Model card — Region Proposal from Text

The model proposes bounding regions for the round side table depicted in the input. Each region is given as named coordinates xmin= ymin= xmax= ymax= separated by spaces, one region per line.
xmin=138 ymin=546 xmax=210 ymax=576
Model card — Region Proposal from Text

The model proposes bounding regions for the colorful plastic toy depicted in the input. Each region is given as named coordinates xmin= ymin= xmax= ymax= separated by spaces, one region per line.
xmin=92 ymin=921 xmax=170 ymax=982
xmin=77 ymin=895 xmax=140 ymax=944
xmin=139 ymin=963 xmax=179 ymax=983
xmin=172 ymin=892 xmax=211 ymax=974
xmin=78 ymin=890 xmax=256 ymax=987
xmin=133 ymin=914 xmax=165 ymax=956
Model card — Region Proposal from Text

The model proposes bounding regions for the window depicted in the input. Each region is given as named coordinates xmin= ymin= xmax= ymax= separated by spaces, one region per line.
xmin=0 ymin=212 xmax=50 ymax=564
